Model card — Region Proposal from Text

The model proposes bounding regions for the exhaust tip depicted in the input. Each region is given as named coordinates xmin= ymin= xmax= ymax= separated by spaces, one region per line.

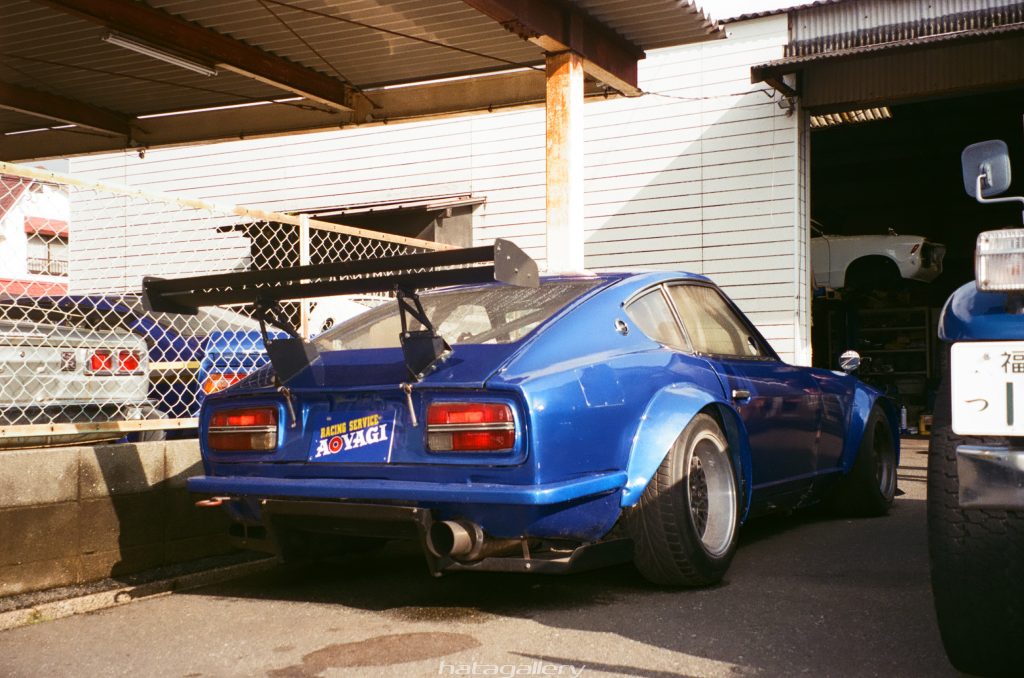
xmin=426 ymin=520 xmax=479 ymax=558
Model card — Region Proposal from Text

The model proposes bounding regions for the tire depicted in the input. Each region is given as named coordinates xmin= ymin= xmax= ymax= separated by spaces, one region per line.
xmin=626 ymin=413 xmax=739 ymax=586
xmin=829 ymin=406 xmax=897 ymax=517
xmin=927 ymin=357 xmax=1024 ymax=676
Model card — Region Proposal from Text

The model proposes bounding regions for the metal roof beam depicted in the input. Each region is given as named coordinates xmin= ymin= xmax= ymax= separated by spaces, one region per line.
xmin=0 ymin=80 xmax=131 ymax=137
xmin=32 ymin=0 xmax=360 ymax=112
xmin=461 ymin=0 xmax=645 ymax=96
xmin=1 ymin=70 xmax=609 ymax=162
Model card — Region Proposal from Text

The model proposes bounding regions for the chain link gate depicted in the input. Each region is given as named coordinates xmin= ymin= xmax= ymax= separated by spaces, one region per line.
xmin=0 ymin=162 xmax=451 ymax=448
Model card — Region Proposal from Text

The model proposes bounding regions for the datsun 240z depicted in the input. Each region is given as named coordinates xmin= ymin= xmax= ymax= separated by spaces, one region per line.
xmin=144 ymin=241 xmax=899 ymax=586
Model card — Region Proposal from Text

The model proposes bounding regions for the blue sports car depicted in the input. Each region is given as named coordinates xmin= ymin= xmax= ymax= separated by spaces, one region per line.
xmin=145 ymin=241 xmax=898 ymax=586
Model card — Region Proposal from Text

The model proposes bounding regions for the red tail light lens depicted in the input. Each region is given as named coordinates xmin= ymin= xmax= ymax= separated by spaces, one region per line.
xmin=203 ymin=373 xmax=246 ymax=394
xmin=87 ymin=350 xmax=113 ymax=373
xmin=87 ymin=349 xmax=143 ymax=374
xmin=118 ymin=350 xmax=141 ymax=373
xmin=208 ymin=407 xmax=278 ymax=452
xmin=426 ymin=402 xmax=515 ymax=452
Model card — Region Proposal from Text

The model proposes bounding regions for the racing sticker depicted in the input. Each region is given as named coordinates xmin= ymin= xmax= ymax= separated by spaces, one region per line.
xmin=309 ymin=410 xmax=396 ymax=463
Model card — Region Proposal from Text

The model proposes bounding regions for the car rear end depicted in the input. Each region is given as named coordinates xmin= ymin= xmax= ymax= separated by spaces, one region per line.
xmin=0 ymin=316 xmax=150 ymax=447
xmin=188 ymin=279 xmax=628 ymax=573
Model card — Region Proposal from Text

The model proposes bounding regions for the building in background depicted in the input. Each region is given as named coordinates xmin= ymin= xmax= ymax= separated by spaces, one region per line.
xmin=70 ymin=14 xmax=812 ymax=363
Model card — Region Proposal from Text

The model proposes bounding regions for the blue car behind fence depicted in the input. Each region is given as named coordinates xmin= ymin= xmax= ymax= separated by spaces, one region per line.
xmin=145 ymin=241 xmax=899 ymax=586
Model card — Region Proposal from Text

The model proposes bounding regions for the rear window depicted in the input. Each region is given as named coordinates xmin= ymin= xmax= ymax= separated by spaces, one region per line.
xmin=314 ymin=280 xmax=599 ymax=351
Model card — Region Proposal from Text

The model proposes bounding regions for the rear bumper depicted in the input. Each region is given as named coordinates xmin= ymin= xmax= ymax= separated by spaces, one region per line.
xmin=225 ymin=499 xmax=633 ymax=576
xmin=957 ymin=444 xmax=1024 ymax=509
xmin=187 ymin=471 xmax=627 ymax=506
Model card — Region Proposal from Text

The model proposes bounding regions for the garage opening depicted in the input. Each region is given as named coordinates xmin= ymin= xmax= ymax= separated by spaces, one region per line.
xmin=810 ymin=88 xmax=1024 ymax=429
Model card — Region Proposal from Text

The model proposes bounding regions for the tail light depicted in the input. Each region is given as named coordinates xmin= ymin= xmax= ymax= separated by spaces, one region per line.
xmin=86 ymin=349 xmax=143 ymax=375
xmin=87 ymin=350 xmax=113 ymax=373
xmin=203 ymin=372 xmax=246 ymax=394
xmin=426 ymin=402 xmax=515 ymax=452
xmin=118 ymin=350 xmax=141 ymax=373
xmin=208 ymin=407 xmax=278 ymax=452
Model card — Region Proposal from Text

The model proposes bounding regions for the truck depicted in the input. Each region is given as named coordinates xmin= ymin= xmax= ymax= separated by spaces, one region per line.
xmin=928 ymin=138 xmax=1024 ymax=675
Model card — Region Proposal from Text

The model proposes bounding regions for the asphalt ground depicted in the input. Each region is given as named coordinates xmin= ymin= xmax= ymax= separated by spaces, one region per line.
xmin=0 ymin=439 xmax=957 ymax=678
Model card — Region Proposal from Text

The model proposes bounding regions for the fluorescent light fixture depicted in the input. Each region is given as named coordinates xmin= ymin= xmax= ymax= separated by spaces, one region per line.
xmin=103 ymin=33 xmax=218 ymax=77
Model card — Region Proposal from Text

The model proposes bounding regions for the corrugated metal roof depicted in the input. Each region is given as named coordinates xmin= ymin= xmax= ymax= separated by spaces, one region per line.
xmin=0 ymin=0 xmax=722 ymax=161
xmin=755 ymin=18 xmax=1024 ymax=75
xmin=578 ymin=0 xmax=720 ymax=47
xmin=788 ymin=0 xmax=1024 ymax=55
xmin=750 ymin=0 xmax=1024 ymax=113
xmin=722 ymin=1 xmax=845 ymax=24
xmin=151 ymin=0 xmax=544 ymax=88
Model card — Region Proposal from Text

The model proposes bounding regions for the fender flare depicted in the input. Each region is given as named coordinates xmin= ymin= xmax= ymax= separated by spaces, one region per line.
xmin=840 ymin=383 xmax=900 ymax=472
xmin=621 ymin=384 xmax=753 ymax=522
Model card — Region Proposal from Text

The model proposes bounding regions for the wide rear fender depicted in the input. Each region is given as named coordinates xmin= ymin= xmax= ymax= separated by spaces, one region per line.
xmin=621 ymin=384 xmax=753 ymax=522
xmin=841 ymin=383 xmax=900 ymax=471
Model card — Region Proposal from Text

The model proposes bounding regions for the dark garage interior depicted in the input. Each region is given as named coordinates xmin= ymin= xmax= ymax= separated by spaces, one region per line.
xmin=810 ymin=87 xmax=1024 ymax=428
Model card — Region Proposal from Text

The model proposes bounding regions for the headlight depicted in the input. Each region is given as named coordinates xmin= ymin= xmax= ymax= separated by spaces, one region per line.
xmin=976 ymin=228 xmax=1024 ymax=291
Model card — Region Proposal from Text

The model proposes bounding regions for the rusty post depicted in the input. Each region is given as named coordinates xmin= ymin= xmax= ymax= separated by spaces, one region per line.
xmin=545 ymin=50 xmax=585 ymax=272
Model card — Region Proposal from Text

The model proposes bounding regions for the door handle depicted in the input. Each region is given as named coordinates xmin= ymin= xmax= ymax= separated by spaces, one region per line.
xmin=732 ymin=389 xmax=751 ymax=401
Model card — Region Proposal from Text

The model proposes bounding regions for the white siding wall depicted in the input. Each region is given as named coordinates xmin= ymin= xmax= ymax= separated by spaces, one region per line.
xmin=70 ymin=16 xmax=810 ymax=363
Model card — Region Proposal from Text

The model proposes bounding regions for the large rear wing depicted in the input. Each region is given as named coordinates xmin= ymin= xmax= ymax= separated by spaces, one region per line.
xmin=142 ymin=239 xmax=537 ymax=315
xmin=142 ymin=239 xmax=538 ymax=384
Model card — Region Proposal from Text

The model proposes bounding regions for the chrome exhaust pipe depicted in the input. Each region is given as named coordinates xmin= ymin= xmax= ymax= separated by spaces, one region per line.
xmin=426 ymin=520 xmax=524 ymax=561
xmin=427 ymin=520 xmax=481 ymax=558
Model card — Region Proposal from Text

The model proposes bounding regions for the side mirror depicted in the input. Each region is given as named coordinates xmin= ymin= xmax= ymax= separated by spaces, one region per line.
xmin=962 ymin=140 xmax=1012 ymax=199
xmin=839 ymin=350 xmax=861 ymax=374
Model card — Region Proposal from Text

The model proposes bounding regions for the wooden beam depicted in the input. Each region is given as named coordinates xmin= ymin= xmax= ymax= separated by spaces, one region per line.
xmin=545 ymin=51 xmax=584 ymax=272
xmin=0 ymin=80 xmax=131 ymax=136
xmin=32 ymin=0 xmax=358 ymax=112
xmin=2 ymin=70 xmax=611 ymax=162
xmin=461 ymin=0 xmax=644 ymax=96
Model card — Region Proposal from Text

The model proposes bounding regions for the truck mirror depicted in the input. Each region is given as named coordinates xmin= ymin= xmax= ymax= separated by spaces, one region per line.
xmin=962 ymin=140 xmax=1012 ymax=199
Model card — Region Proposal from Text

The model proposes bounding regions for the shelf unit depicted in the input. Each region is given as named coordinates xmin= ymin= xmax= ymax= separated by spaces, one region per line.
xmin=858 ymin=307 xmax=930 ymax=377
xmin=857 ymin=307 xmax=933 ymax=425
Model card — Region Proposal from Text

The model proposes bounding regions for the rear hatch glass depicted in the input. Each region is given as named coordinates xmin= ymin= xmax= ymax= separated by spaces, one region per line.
xmin=313 ymin=280 xmax=601 ymax=352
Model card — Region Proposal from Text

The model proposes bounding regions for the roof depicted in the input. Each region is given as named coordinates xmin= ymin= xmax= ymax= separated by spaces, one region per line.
xmin=0 ymin=0 xmax=722 ymax=162
xmin=749 ymin=0 xmax=1024 ymax=111
xmin=722 ymin=1 xmax=845 ymax=23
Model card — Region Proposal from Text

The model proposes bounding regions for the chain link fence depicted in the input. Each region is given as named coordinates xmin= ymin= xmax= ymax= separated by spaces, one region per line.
xmin=0 ymin=162 xmax=449 ymax=448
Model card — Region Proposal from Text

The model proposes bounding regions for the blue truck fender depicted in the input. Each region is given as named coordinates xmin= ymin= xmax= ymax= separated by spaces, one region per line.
xmin=621 ymin=384 xmax=753 ymax=521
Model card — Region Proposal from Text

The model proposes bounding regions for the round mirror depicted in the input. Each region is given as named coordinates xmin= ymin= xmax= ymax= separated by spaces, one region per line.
xmin=839 ymin=350 xmax=861 ymax=374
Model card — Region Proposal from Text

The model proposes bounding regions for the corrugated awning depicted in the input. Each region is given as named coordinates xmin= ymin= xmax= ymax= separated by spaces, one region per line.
xmin=0 ymin=0 xmax=722 ymax=162
xmin=752 ymin=20 xmax=1024 ymax=112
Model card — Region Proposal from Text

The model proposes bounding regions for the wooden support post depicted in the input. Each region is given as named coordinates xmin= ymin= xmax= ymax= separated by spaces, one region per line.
xmin=545 ymin=51 xmax=585 ymax=272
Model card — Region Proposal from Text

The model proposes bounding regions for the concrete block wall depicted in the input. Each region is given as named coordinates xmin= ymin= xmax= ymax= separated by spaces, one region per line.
xmin=0 ymin=440 xmax=233 ymax=596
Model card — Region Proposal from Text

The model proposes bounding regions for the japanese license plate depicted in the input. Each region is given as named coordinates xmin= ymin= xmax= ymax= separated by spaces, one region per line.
xmin=308 ymin=409 xmax=396 ymax=463
xmin=951 ymin=341 xmax=1024 ymax=436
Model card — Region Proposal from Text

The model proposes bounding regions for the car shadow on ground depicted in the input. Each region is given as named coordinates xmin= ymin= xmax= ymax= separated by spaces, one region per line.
xmin=183 ymin=492 xmax=954 ymax=677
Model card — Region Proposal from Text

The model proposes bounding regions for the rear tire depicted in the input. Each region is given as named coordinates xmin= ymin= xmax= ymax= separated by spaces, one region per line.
xmin=829 ymin=406 xmax=896 ymax=516
xmin=626 ymin=413 xmax=739 ymax=586
xmin=927 ymin=361 xmax=1024 ymax=675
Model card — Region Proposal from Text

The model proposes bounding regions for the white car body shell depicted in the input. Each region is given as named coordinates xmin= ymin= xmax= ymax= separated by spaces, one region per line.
xmin=811 ymin=232 xmax=946 ymax=290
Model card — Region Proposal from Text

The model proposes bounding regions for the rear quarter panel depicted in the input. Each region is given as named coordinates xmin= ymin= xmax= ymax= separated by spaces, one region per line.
xmin=493 ymin=274 xmax=742 ymax=506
